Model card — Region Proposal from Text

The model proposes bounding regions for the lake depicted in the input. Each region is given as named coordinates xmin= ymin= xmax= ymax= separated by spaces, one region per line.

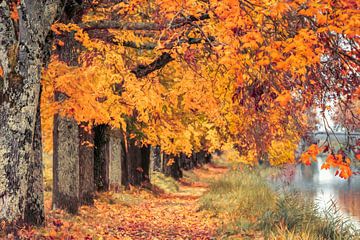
xmin=290 ymin=155 xmax=360 ymax=228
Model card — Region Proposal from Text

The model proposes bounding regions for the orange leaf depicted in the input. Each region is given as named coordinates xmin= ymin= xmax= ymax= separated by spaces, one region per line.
xmin=275 ymin=91 xmax=291 ymax=107
xmin=10 ymin=3 xmax=19 ymax=21
xmin=321 ymin=163 xmax=330 ymax=170
xmin=166 ymin=158 xmax=175 ymax=166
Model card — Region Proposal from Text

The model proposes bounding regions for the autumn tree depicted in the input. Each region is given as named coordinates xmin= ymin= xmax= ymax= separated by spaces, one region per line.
xmin=0 ymin=0 xmax=358 ymax=229
xmin=41 ymin=0 xmax=359 ymax=179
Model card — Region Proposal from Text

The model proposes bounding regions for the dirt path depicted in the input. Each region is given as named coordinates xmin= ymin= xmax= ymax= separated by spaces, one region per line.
xmin=18 ymin=164 xmax=228 ymax=239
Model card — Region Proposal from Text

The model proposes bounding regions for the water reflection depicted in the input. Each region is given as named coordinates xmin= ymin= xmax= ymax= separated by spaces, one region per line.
xmin=290 ymin=156 xmax=360 ymax=228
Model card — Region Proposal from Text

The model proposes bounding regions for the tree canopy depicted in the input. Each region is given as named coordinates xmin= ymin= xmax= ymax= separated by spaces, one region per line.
xmin=35 ymin=0 xmax=360 ymax=178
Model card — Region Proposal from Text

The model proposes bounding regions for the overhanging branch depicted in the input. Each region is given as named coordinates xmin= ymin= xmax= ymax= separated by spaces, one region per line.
xmin=80 ymin=13 xmax=210 ymax=31
xmin=131 ymin=52 xmax=174 ymax=78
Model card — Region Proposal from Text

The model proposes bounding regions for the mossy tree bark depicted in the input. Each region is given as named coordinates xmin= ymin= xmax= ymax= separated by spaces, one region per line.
xmin=53 ymin=116 xmax=80 ymax=214
xmin=0 ymin=0 xmax=62 ymax=225
xmin=53 ymin=112 xmax=95 ymax=213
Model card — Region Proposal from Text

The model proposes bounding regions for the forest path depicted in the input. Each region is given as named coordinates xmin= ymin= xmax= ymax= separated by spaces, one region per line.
xmin=24 ymin=164 xmax=228 ymax=239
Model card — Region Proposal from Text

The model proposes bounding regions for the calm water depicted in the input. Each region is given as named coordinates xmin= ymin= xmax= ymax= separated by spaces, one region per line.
xmin=290 ymin=156 xmax=360 ymax=228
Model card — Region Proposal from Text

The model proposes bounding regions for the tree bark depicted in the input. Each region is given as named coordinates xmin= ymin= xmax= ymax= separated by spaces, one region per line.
xmin=141 ymin=146 xmax=151 ymax=183
xmin=94 ymin=125 xmax=110 ymax=191
xmin=78 ymin=125 xmax=94 ymax=205
xmin=53 ymin=115 xmax=80 ymax=214
xmin=0 ymin=0 xmax=62 ymax=225
xmin=108 ymin=129 xmax=123 ymax=191
xmin=23 ymin=103 xmax=44 ymax=225
xmin=150 ymin=146 xmax=163 ymax=173
xmin=121 ymin=133 xmax=151 ymax=186
xmin=125 ymin=137 xmax=144 ymax=186
xmin=94 ymin=125 xmax=124 ymax=191
xmin=163 ymin=154 xmax=183 ymax=180
xmin=180 ymin=153 xmax=193 ymax=170
xmin=53 ymin=114 xmax=95 ymax=213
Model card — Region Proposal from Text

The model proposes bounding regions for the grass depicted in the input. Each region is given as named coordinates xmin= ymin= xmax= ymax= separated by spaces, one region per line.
xmin=150 ymin=172 xmax=180 ymax=193
xmin=200 ymin=168 xmax=277 ymax=236
xmin=261 ymin=193 xmax=360 ymax=240
xmin=200 ymin=166 xmax=360 ymax=239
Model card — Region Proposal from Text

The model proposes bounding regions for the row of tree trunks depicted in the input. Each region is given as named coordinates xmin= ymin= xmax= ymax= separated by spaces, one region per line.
xmin=150 ymin=148 xmax=212 ymax=179
xmin=93 ymin=125 xmax=150 ymax=188
xmin=53 ymin=116 xmax=212 ymax=213
xmin=53 ymin=123 xmax=154 ymax=213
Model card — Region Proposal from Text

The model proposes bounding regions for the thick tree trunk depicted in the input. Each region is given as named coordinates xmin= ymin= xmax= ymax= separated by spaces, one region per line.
xmin=78 ymin=125 xmax=94 ymax=204
xmin=141 ymin=146 xmax=151 ymax=183
xmin=180 ymin=153 xmax=193 ymax=170
xmin=94 ymin=125 xmax=109 ymax=191
xmin=149 ymin=146 xmax=162 ymax=180
xmin=53 ymin=114 xmax=95 ymax=213
xmin=121 ymin=133 xmax=151 ymax=186
xmin=191 ymin=151 xmax=199 ymax=168
xmin=0 ymin=1 xmax=61 ymax=225
xmin=23 ymin=103 xmax=45 ymax=225
xmin=197 ymin=151 xmax=208 ymax=165
xmin=125 ymin=137 xmax=144 ymax=186
xmin=120 ymin=132 xmax=128 ymax=186
xmin=94 ymin=125 xmax=124 ymax=191
xmin=108 ymin=128 xmax=123 ymax=191
xmin=53 ymin=115 xmax=80 ymax=213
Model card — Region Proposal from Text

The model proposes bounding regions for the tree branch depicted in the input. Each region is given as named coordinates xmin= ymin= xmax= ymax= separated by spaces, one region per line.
xmin=80 ymin=13 xmax=210 ymax=31
xmin=131 ymin=52 xmax=174 ymax=78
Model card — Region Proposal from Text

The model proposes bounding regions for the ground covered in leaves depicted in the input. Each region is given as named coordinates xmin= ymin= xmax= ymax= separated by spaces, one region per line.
xmin=17 ymin=164 xmax=228 ymax=239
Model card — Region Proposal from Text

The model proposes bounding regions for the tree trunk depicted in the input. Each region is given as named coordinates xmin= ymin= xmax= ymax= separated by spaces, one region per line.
xmin=150 ymin=146 xmax=162 ymax=173
xmin=163 ymin=154 xmax=183 ymax=180
xmin=94 ymin=125 xmax=124 ymax=191
xmin=94 ymin=125 xmax=110 ymax=191
xmin=149 ymin=146 xmax=162 ymax=180
xmin=0 ymin=1 xmax=62 ymax=225
xmin=78 ymin=125 xmax=94 ymax=204
xmin=23 ymin=103 xmax=44 ymax=225
xmin=125 ymin=137 xmax=144 ymax=186
xmin=53 ymin=115 xmax=80 ymax=214
xmin=122 ymin=134 xmax=151 ymax=186
xmin=197 ymin=151 xmax=207 ymax=165
xmin=53 ymin=113 xmax=95 ymax=213
xmin=141 ymin=146 xmax=151 ymax=183
xmin=180 ymin=153 xmax=193 ymax=170
xmin=108 ymin=128 xmax=123 ymax=191
xmin=191 ymin=151 xmax=199 ymax=168
xmin=120 ymin=132 xmax=128 ymax=186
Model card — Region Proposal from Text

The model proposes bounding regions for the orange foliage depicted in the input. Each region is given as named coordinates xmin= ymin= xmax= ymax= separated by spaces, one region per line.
xmin=40 ymin=0 xmax=359 ymax=177
xmin=10 ymin=1 xmax=19 ymax=21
